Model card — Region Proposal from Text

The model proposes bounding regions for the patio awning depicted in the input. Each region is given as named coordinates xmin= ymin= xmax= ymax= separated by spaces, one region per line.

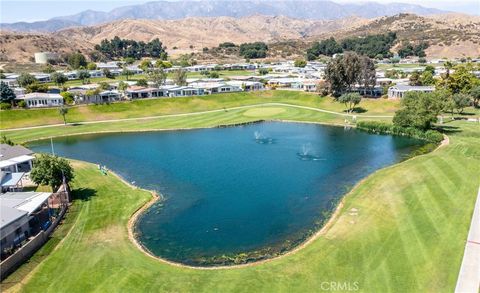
xmin=0 ymin=155 xmax=34 ymax=169
xmin=0 ymin=172 xmax=25 ymax=187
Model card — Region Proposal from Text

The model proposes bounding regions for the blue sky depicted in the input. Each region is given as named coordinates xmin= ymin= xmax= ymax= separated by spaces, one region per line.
xmin=1 ymin=0 xmax=479 ymax=23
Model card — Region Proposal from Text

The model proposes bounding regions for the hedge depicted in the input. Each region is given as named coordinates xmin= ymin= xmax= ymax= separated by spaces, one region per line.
xmin=356 ymin=121 xmax=444 ymax=143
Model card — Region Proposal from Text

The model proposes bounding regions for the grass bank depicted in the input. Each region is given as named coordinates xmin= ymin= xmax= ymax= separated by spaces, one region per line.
xmin=1 ymin=113 xmax=479 ymax=292
xmin=0 ymin=91 xmax=400 ymax=130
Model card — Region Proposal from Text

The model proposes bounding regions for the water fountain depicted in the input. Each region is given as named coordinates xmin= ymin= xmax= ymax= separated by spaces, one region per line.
xmin=254 ymin=131 xmax=275 ymax=144
xmin=296 ymin=143 xmax=325 ymax=161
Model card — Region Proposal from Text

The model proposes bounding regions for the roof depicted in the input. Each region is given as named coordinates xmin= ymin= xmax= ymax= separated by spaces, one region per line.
xmin=0 ymin=172 xmax=25 ymax=187
xmin=0 ymin=205 xmax=28 ymax=229
xmin=0 ymin=144 xmax=33 ymax=161
xmin=0 ymin=154 xmax=35 ymax=169
xmin=1 ymin=192 xmax=52 ymax=214
xmin=20 ymin=93 xmax=63 ymax=100
xmin=390 ymin=85 xmax=436 ymax=91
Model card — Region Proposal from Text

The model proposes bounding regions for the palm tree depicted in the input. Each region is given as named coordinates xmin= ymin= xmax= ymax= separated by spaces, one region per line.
xmin=444 ymin=61 xmax=454 ymax=78
xmin=58 ymin=106 xmax=69 ymax=125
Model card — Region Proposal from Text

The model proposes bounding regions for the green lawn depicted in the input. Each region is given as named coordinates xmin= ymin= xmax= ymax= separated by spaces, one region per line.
xmin=1 ymin=91 xmax=401 ymax=130
xmin=1 ymin=120 xmax=478 ymax=293
xmin=1 ymin=94 xmax=479 ymax=292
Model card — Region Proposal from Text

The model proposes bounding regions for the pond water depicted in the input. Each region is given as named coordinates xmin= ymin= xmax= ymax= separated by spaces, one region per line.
xmin=29 ymin=122 xmax=425 ymax=266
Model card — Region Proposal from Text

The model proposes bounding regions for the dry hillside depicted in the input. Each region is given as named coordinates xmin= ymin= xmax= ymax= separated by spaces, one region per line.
xmin=1 ymin=13 xmax=479 ymax=63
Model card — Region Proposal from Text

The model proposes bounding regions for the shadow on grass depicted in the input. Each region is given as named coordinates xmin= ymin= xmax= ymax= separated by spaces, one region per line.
xmin=72 ymin=188 xmax=97 ymax=201
xmin=342 ymin=107 xmax=368 ymax=114
xmin=436 ymin=125 xmax=462 ymax=134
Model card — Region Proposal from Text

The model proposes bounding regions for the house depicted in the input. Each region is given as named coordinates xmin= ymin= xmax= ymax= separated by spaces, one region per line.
xmin=32 ymin=73 xmax=51 ymax=83
xmin=302 ymin=80 xmax=318 ymax=92
xmin=0 ymin=144 xmax=34 ymax=193
xmin=225 ymin=80 xmax=264 ymax=91
xmin=164 ymin=86 xmax=205 ymax=97
xmin=0 ymin=192 xmax=54 ymax=260
xmin=387 ymin=85 xmax=435 ymax=98
xmin=16 ymin=93 xmax=63 ymax=108
xmin=190 ymin=82 xmax=241 ymax=94
xmin=0 ymin=144 xmax=34 ymax=174
xmin=0 ymin=79 xmax=18 ymax=88
xmin=125 ymin=86 xmax=166 ymax=99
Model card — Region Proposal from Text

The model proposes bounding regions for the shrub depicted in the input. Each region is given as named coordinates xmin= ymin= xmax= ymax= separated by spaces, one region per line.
xmin=0 ymin=102 xmax=12 ymax=110
xmin=17 ymin=100 xmax=26 ymax=108
xmin=357 ymin=121 xmax=444 ymax=143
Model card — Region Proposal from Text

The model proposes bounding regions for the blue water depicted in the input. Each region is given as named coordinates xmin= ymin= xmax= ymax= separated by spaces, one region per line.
xmin=29 ymin=122 xmax=425 ymax=266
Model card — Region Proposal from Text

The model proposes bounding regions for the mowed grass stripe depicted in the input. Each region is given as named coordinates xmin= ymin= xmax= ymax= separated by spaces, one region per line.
xmin=1 ymin=120 xmax=477 ymax=292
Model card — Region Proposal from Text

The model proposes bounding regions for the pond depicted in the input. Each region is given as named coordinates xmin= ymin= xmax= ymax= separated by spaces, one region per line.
xmin=29 ymin=122 xmax=426 ymax=266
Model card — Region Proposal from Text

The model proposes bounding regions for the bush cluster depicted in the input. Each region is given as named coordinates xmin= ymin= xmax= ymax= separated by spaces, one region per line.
xmin=356 ymin=121 xmax=444 ymax=143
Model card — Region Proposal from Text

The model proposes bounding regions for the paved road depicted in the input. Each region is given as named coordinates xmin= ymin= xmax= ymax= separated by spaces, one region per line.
xmin=455 ymin=186 xmax=480 ymax=293
xmin=1 ymin=102 xmax=394 ymax=132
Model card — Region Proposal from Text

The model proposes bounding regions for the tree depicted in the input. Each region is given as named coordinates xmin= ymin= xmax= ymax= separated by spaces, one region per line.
xmin=60 ymin=91 xmax=74 ymax=105
xmin=393 ymin=91 xmax=443 ymax=130
xmin=343 ymin=52 xmax=361 ymax=92
xmin=324 ymin=56 xmax=347 ymax=96
xmin=469 ymin=86 xmax=480 ymax=108
xmin=358 ymin=55 xmax=376 ymax=95
xmin=87 ymin=62 xmax=97 ymax=70
xmin=208 ymin=71 xmax=220 ymax=78
xmin=258 ymin=68 xmax=269 ymax=75
xmin=25 ymin=82 xmax=49 ymax=93
xmin=409 ymin=71 xmax=422 ymax=86
xmin=307 ymin=37 xmax=343 ymax=60
xmin=444 ymin=61 xmax=454 ymax=78
xmin=99 ymin=82 xmax=110 ymax=90
xmin=118 ymin=81 xmax=128 ymax=96
xmin=452 ymin=93 xmax=472 ymax=114
xmin=420 ymin=71 xmax=435 ymax=86
xmin=58 ymin=106 xmax=69 ymax=125
xmin=42 ymin=64 xmax=55 ymax=73
xmin=50 ymin=72 xmax=68 ymax=86
xmin=338 ymin=92 xmax=362 ymax=113
xmin=1 ymin=135 xmax=14 ymax=146
xmin=173 ymin=69 xmax=187 ymax=86
xmin=30 ymin=154 xmax=74 ymax=191
xmin=78 ymin=70 xmax=91 ymax=84
xmin=147 ymin=69 xmax=167 ymax=88
xmin=17 ymin=73 xmax=37 ymax=87
xmin=123 ymin=57 xmax=135 ymax=65
xmin=122 ymin=68 xmax=132 ymax=81
xmin=239 ymin=42 xmax=268 ymax=59
xmin=136 ymin=79 xmax=148 ymax=87
xmin=66 ymin=52 xmax=87 ymax=69
xmin=294 ymin=59 xmax=307 ymax=68
xmin=139 ymin=59 xmax=153 ymax=72
xmin=0 ymin=82 xmax=16 ymax=104
xmin=390 ymin=57 xmax=400 ymax=65
xmin=438 ymin=64 xmax=479 ymax=94
xmin=103 ymin=68 xmax=114 ymax=79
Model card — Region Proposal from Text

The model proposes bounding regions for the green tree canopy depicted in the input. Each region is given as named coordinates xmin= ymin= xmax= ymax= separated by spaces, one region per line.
xmin=30 ymin=154 xmax=74 ymax=191
xmin=148 ymin=69 xmax=167 ymax=88
xmin=393 ymin=91 xmax=443 ymax=130
xmin=17 ymin=73 xmax=37 ymax=87
xmin=50 ymin=72 xmax=68 ymax=86
xmin=338 ymin=92 xmax=362 ymax=113
xmin=452 ymin=93 xmax=472 ymax=114
xmin=0 ymin=81 xmax=16 ymax=103
xmin=294 ymin=59 xmax=307 ymax=68
xmin=469 ymin=86 xmax=480 ymax=108
xmin=173 ymin=69 xmax=187 ymax=86
xmin=66 ymin=53 xmax=87 ymax=69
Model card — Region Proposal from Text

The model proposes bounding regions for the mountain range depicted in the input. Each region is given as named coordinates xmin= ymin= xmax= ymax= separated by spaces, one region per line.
xmin=1 ymin=0 xmax=445 ymax=32
xmin=2 ymin=13 xmax=479 ymax=65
